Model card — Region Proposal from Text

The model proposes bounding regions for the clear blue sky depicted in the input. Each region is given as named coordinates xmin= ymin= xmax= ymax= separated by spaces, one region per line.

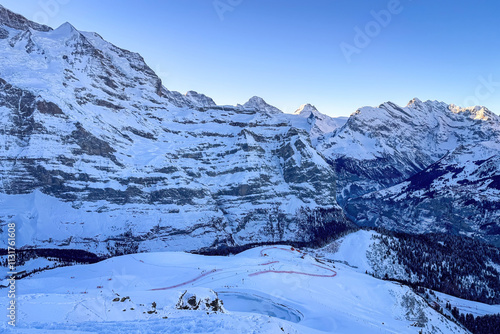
xmin=2 ymin=0 xmax=500 ymax=116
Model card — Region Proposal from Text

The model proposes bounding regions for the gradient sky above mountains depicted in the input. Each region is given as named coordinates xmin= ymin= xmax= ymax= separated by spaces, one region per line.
xmin=2 ymin=0 xmax=499 ymax=116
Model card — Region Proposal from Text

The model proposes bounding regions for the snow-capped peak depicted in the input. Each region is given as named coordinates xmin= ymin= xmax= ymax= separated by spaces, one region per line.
xmin=470 ymin=106 xmax=492 ymax=121
xmin=54 ymin=22 xmax=78 ymax=33
xmin=48 ymin=22 xmax=81 ymax=40
xmin=406 ymin=97 xmax=424 ymax=108
xmin=242 ymin=96 xmax=282 ymax=114
xmin=244 ymin=96 xmax=266 ymax=107
xmin=294 ymin=103 xmax=319 ymax=117
xmin=292 ymin=103 xmax=348 ymax=139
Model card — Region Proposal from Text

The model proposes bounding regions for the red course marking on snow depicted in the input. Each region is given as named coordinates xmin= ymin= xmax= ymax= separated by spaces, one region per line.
xmin=149 ymin=269 xmax=221 ymax=291
xmin=259 ymin=261 xmax=279 ymax=266
xmin=260 ymin=247 xmax=295 ymax=257
xmin=249 ymin=263 xmax=337 ymax=278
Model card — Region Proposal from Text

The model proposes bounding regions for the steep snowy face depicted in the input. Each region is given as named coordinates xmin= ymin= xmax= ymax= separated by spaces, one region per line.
xmin=344 ymin=141 xmax=500 ymax=246
xmin=0 ymin=8 xmax=351 ymax=255
xmin=319 ymin=98 xmax=500 ymax=203
xmin=0 ymin=20 xmax=164 ymax=102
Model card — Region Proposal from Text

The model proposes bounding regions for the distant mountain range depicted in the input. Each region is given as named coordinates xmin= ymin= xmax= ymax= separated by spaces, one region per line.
xmin=0 ymin=4 xmax=498 ymax=256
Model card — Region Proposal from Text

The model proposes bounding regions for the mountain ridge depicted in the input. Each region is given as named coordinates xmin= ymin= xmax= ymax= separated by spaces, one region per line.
xmin=0 ymin=7 xmax=353 ymax=255
xmin=0 ymin=5 xmax=498 ymax=254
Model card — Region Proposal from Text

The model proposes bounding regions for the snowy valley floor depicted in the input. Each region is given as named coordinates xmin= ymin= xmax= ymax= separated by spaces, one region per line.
xmin=2 ymin=233 xmax=498 ymax=333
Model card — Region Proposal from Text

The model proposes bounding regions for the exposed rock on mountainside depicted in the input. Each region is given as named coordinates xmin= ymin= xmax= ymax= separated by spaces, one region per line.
xmin=0 ymin=4 xmax=51 ymax=32
xmin=0 ymin=5 xmax=498 ymax=255
xmin=0 ymin=7 xmax=352 ymax=255
xmin=176 ymin=289 xmax=226 ymax=313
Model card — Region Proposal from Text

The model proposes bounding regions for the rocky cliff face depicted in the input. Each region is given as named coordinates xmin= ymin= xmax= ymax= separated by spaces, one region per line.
xmin=0 ymin=8 xmax=352 ymax=255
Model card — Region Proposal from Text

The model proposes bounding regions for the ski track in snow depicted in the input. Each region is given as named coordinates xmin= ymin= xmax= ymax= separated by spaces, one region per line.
xmin=149 ymin=247 xmax=337 ymax=291
xmin=259 ymin=261 xmax=279 ymax=266
xmin=150 ymin=269 xmax=221 ymax=291
xmin=259 ymin=246 xmax=298 ymax=256
xmin=253 ymin=246 xmax=337 ymax=277
xmin=249 ymin=264 xmax=337 ymax=278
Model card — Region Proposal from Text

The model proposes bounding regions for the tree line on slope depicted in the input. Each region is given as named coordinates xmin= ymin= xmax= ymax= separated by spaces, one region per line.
xmin=372 ymin=229 xmax=500 ymax=304
xmin=446 ymin=303 xmax=500 ymax=334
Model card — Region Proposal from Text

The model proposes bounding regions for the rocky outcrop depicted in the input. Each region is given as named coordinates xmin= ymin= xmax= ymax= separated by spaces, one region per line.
xmin=176 ymin=289 xmax=226 ymax=313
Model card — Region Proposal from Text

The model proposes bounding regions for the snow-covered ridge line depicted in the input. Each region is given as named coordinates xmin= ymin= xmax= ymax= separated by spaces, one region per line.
xmin=0 ymin=4 xmax=498 ymax=255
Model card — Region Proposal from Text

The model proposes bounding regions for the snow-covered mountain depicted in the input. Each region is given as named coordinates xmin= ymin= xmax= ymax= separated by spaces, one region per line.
xmin=0 ymin=6 xmax=352 ymax=255
xmin=0 ymin=4 xmax=498 ymax=259
xmin=318 ymin=98 xmax=500 ymax=245
xmin=2 ymin=5 xmax=500 ymax=334
xmin=1 ymin=5 xmax=499 ymax=332
xmin=345 ymin=141 xmax=500 ymax=246
xmin=319 ymin=98 xmax=500 ymax=204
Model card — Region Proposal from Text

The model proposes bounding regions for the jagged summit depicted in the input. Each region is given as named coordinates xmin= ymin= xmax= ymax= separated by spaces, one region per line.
xmin=293 ymin=103 xmax=348 ymax=139
xmin=374 ymin=98 xmax=497 ymax=123
xmin=406 ymin=97 xmax=423 ymax=107
xmin=242 ymin=96 xmax=282 ymax=114
xmin=185 ymin=90 xmax=216 ymax=107
xmin=0 ymin=4 xmax=52 ymax=32
xmin=449 ymin=104 xmax=498 ymax=122
xmin=377 ymin=98 xmax=435 ymax=112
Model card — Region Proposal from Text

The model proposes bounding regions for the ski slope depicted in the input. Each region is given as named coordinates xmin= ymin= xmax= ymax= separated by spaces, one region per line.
xmin=1 ymin=244 xmax=468 ymax=333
